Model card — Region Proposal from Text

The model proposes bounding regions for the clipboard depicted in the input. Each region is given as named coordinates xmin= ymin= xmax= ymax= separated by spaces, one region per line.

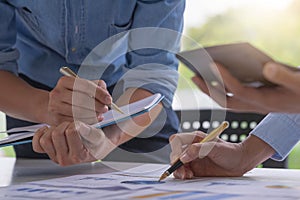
xmin=0 ymin=93 xmax=164 ymax=148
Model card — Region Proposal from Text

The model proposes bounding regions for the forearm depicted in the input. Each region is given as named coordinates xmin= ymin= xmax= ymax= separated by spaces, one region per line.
xmin=103 ymin=88 xmax=162 ymax=146
xmin=0 ymin=71 xmax=49 ymax=123
xmin=241 ymin=134 xmax=275 ymax=172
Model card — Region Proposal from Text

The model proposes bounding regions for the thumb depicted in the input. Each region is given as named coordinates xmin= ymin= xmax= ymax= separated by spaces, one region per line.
xmin=263 ymin=62 xmax=299 ymax=92
xmin=75 ymin=122 xmax=116 ymax=159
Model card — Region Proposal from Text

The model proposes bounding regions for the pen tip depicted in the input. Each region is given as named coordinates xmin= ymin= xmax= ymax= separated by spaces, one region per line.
xmin=158 ymin=172 xmax=169 ymax=182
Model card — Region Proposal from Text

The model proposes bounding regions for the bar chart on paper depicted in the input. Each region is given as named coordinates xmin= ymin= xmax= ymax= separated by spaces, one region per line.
xmin=1 ymin=164 xmax=300 ymax=199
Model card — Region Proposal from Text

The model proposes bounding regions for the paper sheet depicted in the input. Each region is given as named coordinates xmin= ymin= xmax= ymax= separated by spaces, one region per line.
xmin=0 ymin=93 xmax=163 ymax=147
xmin=1 ymin=164 xmax=300 ymax=200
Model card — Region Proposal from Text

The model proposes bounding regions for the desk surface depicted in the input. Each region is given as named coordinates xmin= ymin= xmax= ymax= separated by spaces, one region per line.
xmin=1 ymin=157 xmax=300 ymax=200
xmin=1 ymin=157 xmax=300 ymax=186
xmin=0 ymin=157 xmax=143 ymax=187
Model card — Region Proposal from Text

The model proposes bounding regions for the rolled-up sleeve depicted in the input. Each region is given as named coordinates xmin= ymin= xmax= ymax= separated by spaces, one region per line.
xmin=250 ymin=113 xmax=300 ymax=161
xmin=0 ymin=1 xmax=19 ymax=75
xmin=123 ymin=0 xmax=185 ymax=107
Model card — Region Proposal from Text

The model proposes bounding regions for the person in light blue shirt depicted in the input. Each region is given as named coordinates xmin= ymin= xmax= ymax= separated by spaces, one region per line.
xmin=169 ymin=62 xmax=300 ymax=179
xmin=0 ymin=0 xmax=185 ymax=163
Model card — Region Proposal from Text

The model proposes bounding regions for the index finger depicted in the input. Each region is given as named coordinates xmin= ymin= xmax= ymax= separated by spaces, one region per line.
xmin=169 ymin=132 xmax=205 ymax=163
xmin=72 ymin=78 xmax=112 ymax=105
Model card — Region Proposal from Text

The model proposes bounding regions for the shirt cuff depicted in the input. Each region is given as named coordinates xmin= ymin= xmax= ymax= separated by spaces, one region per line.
xmin=122 ymin=64 xmax=178 ymax=107
xmin=250 ymin=113 xmax=300 ymax=161
xmin=0 ymin=49 xmax=19 ymax=75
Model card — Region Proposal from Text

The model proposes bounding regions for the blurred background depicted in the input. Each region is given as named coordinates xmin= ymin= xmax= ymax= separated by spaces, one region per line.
xmin=1 ymin=0 xmax=299 ymax=167
xmin=174 ymin=0 xmax=300 ymax=110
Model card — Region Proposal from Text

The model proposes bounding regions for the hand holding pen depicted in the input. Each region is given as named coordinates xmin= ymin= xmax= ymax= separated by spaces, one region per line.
xmin=60 ymin=67 xmax=124 ymax=114
xmin=45 ymin=66 xmax=122 ymax=125
xmin=159 ymin=122 xmax=229 ymax=181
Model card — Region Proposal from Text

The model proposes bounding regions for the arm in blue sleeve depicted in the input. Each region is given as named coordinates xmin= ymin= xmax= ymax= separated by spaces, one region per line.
xmin=123 ymin=0 xmax=185 ymax=107
xmin=250 ymin=113 xmax=300 ymax=161
xmin=0 ymin=1 xmax=19 ymax=74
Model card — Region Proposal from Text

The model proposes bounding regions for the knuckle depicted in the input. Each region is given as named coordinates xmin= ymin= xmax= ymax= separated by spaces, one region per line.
xmin=49 ymin=89 xmax=60 ymax=100
xmin=97 ymin=80 xmax=107 ymax=88
xmin=39 ymin=137 xmax=49 ymax=147
xmin=81 ymin=81 xmax=92 ymax=92
xmin=70 ymin=154 xmax=81 ymax=164
xmin=51 ymin=130 xmax=61 ymax=138
xmin=57 ymin=76 xmax=69 ymax=85
xmin=65 ymin=128 xmax=76 ymax=137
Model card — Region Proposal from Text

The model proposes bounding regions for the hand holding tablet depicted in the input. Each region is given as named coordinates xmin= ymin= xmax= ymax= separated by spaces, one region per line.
xmin=177 ymin=43 xmax=300 ymax=113
xmin=176 ymin=42 xmax=299 ymax=87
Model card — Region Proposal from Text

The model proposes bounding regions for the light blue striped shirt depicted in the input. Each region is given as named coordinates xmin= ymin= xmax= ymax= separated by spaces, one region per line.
xmin=251 ymin=113 xmax=300 ymax=161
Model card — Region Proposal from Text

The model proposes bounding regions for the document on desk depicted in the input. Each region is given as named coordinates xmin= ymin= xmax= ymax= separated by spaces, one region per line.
xmin=0 ymin=93 xmax=164 ymax=148
xmin=1 ymin=164 xmax=300 ymax=200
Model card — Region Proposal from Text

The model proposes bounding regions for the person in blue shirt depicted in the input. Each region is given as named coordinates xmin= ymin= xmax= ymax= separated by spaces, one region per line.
xmin=0 ymin=0 xmax=185 ymax=163
xmin=169 ymin=62 xmax=300 ymax=179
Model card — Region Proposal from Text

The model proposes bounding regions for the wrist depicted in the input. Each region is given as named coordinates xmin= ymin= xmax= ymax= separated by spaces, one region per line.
xmin=240 ymin=134 xmax=275 ymax=173
xmin=34 ymin=89 xmax=50 ymax=124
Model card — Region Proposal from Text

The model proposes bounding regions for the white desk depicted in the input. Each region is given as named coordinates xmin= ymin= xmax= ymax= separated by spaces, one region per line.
xmin=0 ymin=157 xmax=142 ymax=187
xmin=1 ymin=157 xmax=300 ymax=200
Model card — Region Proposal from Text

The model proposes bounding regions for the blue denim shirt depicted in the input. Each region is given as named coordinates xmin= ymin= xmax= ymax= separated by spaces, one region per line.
xmin=0 ymin=0 xmax=185 ymax=106
xmin=251 ymin=113 xmax=300 ymax=161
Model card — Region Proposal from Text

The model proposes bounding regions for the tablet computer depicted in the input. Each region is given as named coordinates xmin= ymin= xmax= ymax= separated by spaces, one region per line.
xmin=176 ymin=43 xmax=298 ymax=87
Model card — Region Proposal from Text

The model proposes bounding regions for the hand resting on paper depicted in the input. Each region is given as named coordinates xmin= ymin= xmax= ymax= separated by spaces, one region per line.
xmin=192 ymin=62 xmax=300 ymax=114
xmin=32 ymin=121 xmax=116 ymax=166
xmin=32 ymin=88 xmax=163 ymax=166
xmin=169 ymin=132 xmax=274 ymax=179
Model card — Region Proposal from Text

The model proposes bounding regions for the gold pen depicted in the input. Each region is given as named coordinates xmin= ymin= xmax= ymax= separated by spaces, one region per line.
xmin=59 ymin=66 xmax=124 ymax=114
xmin=158 ymin=121 xmax=229 ymax=181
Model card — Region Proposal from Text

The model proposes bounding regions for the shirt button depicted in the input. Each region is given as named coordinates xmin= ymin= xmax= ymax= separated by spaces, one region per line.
xmin=71 ymin=47 xmax=76 ymax=52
